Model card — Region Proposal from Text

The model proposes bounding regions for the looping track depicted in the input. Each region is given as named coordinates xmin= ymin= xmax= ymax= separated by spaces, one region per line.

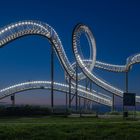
xmin=0 ymin=20 xmax=139 ymax=106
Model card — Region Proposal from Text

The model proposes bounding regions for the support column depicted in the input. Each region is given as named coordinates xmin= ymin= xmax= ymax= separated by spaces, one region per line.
xmin=79 ymin=96 xmax=81 ymax=116
xmin=75 ymin=62 xmax=78 ymax=111
xmin=90 ymin=81 xmax=92 ymax=112
xmin=66 ymin=85 xmax=68 ymax=114
xmin=69 ymin=77 xmax=71 ymax=108
xmin=11 ymin=94 xmax=15 ymax=106
xmin=51 ymin=46 xmax=54 ymax=113
xmin=90 ymin=81 xmax=92 ymax=92
xmin=112 ymin=94 xmax=115 ymax=111
xmin=126 ymin=71 xmax=128 ymax=93
xmin=84 ymin=78 xmax=88 ymax=111
xmin=123 ymin=71 xmax=129 ymax=117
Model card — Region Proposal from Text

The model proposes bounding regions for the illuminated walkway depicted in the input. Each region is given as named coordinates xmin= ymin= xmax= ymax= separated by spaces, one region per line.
xmin=0 ymin=20 xmax=139 ymax=107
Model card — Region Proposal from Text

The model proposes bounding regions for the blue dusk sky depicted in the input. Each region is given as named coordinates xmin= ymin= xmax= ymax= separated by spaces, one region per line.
xmin=0 ymin=0 xmax=139 ymax=107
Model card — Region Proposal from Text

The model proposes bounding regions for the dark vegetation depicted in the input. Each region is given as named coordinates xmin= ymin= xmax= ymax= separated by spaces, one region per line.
xmin=0 ymin=105 xmax=52 ymax=116
xmin=0 ymin=105 xmax=96 ymax=117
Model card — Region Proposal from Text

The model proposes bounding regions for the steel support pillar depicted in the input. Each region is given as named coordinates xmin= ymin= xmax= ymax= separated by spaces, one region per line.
xmin=112 ymin=94 xmax=115 ymax=111
xmin=79 ymin=96 xmax=81 ymax=116
xmin=75 ymin=62 xmax=78 ymax=111
xmin=11 ymin=94 xmax=15 ymax=106
xmin=84 ymin=78 xmax=88 ymax=111
xmin=90 ymin=81 xmax=92 ymax=112
xmin=65 ymin=75 xmax=68 ymax=114
xmin=90 ymin=81 xmax=92 ymax=92
xmin=123 ymin=71 xmax=129 ymax=117
xmin=125 ymin=71 xmax=128 ymax=93
xmin=69 ymin=77 xmax=71 ymax=108
xmin=51 ymin=46 xmax=54 ymax=113
xmin=66 ymin=86 xmax=68 ymax=114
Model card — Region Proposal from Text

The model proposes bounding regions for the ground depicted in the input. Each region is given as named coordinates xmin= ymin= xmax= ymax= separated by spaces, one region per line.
xmin=0 ymin=116 xmax=140 ymax=140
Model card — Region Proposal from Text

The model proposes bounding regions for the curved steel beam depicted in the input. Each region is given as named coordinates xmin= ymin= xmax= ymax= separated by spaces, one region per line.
xmin=0 ymin=81 xmax=112 ymax=106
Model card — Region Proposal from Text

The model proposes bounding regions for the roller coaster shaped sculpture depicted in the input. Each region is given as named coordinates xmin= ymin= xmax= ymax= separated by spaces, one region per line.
xmin=0 ymin=20 xmax=139 ymax=108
